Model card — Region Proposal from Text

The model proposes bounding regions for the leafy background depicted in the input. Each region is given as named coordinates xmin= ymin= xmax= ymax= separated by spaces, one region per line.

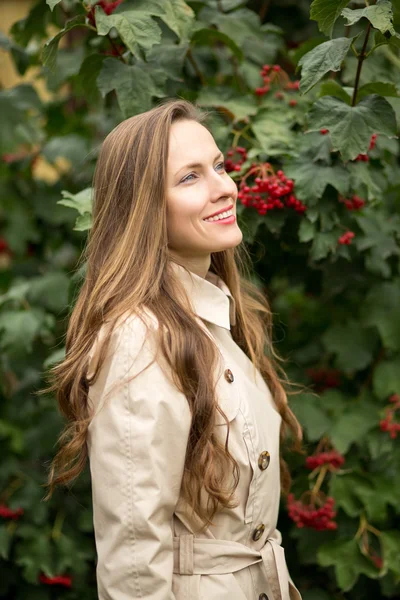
xmin=0 ymin=0 xmax=400 ymax=598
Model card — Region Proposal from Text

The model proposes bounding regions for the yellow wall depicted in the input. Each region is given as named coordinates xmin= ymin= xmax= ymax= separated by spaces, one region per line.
xmin=0 ymin=0 xmax=57 ymax=101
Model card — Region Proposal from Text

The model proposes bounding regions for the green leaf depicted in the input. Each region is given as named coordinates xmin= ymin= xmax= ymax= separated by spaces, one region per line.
xmin=322 ymin=320 xmax=379 ymax=373
xmin=341 ymin=0 xmax=396 ymax=35
xmin=46 ymin=0 xmax=62 ymax=10
xmin=319 ymin=80 xmax=352 ymax=104
xmin=373 ymin=29 xmax=400 ymax=52
xmin=373 ymin=356 xmax=400 ymax=399
xmin=331 ymin=472 xmax=400 ymax=523
xmin=354 ymin=210 xmax=400 ymax=260
xmin=298 ymin=219 xmax=316 ymax=242
xmin=307 ymin=95 xmax=398 ymax=161
xmin=251 ymin=110 xmax=296 ymax=155
xmin=96 ymin=0 xmax=195 ymax=50
xmin=146 ymin=42 xmax=188 ymax=82
xmin=310 ymin=0 xmax=352 ymax=37
xmin=97 ymin=57 xmax=165 ymax=117
xmin=41 ymin=15 xmax=87 ymax=72
xmin=28 ymin=272 xmax=70 ymax=313
xmin=95 ymin=5 xmax=162 ymax=55
xmin=285 ymin=158 xmax=350 ymax=204
xmin=191 ymin=28 xmax=243 ymax=60
xmin=311 ymin=230 xmax=341 ymax=260
xmin=329 ymin=401 xmax=380 ymax=453
xmin=10 ymin=0 xmax=50 ymax=47
xmin=77 ymin=54 xmax=105 ymax=104
xmin=197 ymin=87 xmax=258 ymax=122
xmin=357 ymin=81 xmax=400 ymax=101
xmin=58 ymin=188 xmax=93 ymax=216
xmin=381 ymin=531 xmax=400 ymax=577
xmin=42 ymin=134 xmax=90 ymax=169
xmin=0 ymin=419 xmax=25 ymax=453
xmin=290 ymin=37 xmax=327 ymax=66
xmin=75 ymin=212 xmax=93 ymax=232
xmin=0 ymin=309 xmax=44 ymax=354
xmin=299 ymin=37 xmax=353 ymax=94
xmin=43 ymin=347 xmax=65 ymax=369
xmin=360 ymin=280 xmax=400 ymax=351
xmin=290 ymin=393 xmax=332 ymax=441
xmin=15 ymin=533 xmax=55 ymax=584
xmin=318 ymin=538 xmax=380 ymax=591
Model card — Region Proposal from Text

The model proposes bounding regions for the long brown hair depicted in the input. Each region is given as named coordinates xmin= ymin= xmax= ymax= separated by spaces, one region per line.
xmin=38 ymin=98 xmax=303 ymax=531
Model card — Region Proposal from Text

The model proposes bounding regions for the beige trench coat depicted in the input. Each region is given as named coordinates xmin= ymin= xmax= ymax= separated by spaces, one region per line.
xmin=86 ymin=262 xmax=302 ymax=600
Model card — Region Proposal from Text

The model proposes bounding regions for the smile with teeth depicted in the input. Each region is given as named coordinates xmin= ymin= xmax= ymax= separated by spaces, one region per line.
xmin=203 ymin=209 xmax=234 ymax=222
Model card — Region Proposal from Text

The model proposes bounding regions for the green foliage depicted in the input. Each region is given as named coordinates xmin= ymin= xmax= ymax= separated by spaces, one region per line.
xmin=1 ymin=0 xmax=400 ymax=598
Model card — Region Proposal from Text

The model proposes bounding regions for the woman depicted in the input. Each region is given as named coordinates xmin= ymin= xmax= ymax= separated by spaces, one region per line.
xmin=43 ymin=98 xmax=303 ymax=599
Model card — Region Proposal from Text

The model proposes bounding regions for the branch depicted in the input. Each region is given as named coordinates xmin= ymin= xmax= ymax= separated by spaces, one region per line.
xmin=351 ymin=22 xmax=372 ymax=106
xmin=186 ymin=48 xmax=206 ymax=86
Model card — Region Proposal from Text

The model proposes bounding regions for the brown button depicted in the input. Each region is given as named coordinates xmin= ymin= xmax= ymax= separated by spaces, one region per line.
xmin=224 ymin=368 xmax=234 ymax=383
xmin=258 ymin=451 xmax=270 ymax=471
xmin=259 ymin=594 xmax=269 ymax=600
xmin=252 ymin=523 xmax=265 ymax=541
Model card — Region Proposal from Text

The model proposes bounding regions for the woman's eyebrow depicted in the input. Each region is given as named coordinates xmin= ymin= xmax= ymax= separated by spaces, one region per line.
xmin=174 ymin=151 xmax=224 ymax=177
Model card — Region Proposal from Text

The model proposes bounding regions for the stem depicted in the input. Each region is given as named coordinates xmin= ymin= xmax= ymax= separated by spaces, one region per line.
xmin=107 ymin=35 xmax=126 ymax=62
xmin=355 ymin=512 xmax=367 ymax=539
xmin=217 ymin=0 xmax=225 ymax=12
xmin=352 ymin=22 xmax=372 ymax=106
xmin=232 ymin=123 xmax=251 ymax=147
xmin=186 ymin=49 xmax=206 ymax=86
xmin=51 ymin=509 xmax=65 ymax=541
xmin=311 ymin=465 xmax=328 ymax=497
xmin=259 ymin=0 xmax=272 ymax=21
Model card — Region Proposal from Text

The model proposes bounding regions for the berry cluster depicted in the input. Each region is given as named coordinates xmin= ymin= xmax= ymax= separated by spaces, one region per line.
xmin=225 ymin=146 xmax=247 ymax=173
xmin=287 ymin=493 xmax=337 ymax=531
xmin=237 ymin=163 xmax=306 ymax=215
xmin=339 ymin=194 xmax=365 ymax=211
xmin=255 ymin=64 xmax=300 ymax=108
xmin=306 ymin=450 xmax=345 ymax=471
xmin=39 ymin=574 xmax=73 ymax=588
xmin=0 ymin=503 xmax=24 ymax=520
xmin=355 ymin=134 xmax=378 ymax=162
xmin=338 ymin=231 xmax=355 ymax=245
xmin=380 ymin=394 xmax=400 ymax=439
xmin=306 ymin=367 xmax=341 ymax=392
xmin=87 ymin=0 xmax=124 ymax=26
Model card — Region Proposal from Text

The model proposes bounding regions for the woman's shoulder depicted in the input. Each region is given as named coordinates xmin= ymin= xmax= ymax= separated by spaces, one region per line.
xmin=87 ymin=307 xmax=160 ymax=379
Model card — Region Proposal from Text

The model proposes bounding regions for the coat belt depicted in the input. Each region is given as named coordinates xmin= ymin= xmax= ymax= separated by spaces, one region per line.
xmin=173 ymin=534 xmax=292 ymax=600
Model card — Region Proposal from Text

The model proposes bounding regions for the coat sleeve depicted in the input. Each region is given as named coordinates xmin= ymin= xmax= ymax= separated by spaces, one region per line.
xmin=86 ymin=314 xmax=192 ymax=600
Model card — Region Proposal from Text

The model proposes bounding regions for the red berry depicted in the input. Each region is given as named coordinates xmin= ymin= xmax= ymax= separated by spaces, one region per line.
xmin=320 ymin=128 xmax=329 ymax=135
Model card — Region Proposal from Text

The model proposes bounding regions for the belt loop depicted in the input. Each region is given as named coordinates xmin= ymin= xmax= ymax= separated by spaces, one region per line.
xmin=179 ymin=534 xmax=194 ymax=575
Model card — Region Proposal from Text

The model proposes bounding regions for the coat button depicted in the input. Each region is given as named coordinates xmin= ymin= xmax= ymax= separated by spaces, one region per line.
xmin=252 ymin=523 xmax=265 ymax=541
xmin=259 ymin=595 xmax=269 ymax=600
xmin=258 ymin=451 xmax=270 ymax=471
xmin=224 ymin=368 xmax=234 ymax=383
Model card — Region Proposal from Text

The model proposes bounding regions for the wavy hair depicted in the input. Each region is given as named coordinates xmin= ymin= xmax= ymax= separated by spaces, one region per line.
xmin=39 ymin=98 xmax=303 ymax=531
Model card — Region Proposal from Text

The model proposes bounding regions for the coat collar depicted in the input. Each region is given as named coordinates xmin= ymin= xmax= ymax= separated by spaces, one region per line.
xmin=170 ymin=262 xmax=236 ymax=331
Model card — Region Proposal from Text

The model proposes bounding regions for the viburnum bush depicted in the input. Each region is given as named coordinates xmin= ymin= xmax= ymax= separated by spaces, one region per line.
xmin=0 ymin=0 xmax=400 ymax=598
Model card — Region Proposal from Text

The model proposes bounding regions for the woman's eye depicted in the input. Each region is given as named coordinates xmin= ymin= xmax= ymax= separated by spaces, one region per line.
xmin=181 ymin=162 xmax=225 ymax=184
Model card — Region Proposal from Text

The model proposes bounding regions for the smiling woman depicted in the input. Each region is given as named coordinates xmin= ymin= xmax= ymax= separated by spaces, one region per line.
xmin=166 ymin=118 xmax=242 ymax=275
xmin=42 ymin=98 xmax=303 ymax=600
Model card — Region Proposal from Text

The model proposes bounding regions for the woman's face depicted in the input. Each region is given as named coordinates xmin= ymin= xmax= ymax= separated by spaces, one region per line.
xmin=166 ymin=119 xmax=242 ymax=270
